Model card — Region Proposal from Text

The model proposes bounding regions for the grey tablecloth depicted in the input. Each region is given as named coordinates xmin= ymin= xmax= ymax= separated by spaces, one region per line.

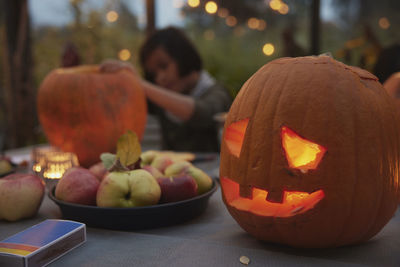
xmin=1 ymin=155 xmax=400 ymax=266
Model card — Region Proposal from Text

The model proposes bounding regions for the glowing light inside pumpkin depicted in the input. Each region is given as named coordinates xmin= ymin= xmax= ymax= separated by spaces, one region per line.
xmin=281 ymin=126 xmax=326 ymax=171
xmin=221 ymin=177 xmax=324 ymax=217
xmin=224 ymin=118 xmax=249 ymax=157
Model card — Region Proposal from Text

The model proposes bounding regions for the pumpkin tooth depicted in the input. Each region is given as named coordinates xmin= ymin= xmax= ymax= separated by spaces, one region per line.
xmin=239 ymin=184 xmax=252 ymax=199
xmin=265 ymin=190 xmax=284 ymax=203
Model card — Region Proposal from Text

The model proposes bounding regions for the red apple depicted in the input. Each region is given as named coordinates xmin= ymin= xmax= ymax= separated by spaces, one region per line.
xmin=55 ymin=167 xmax=100 ymax=205
xmin=0 ymin=173 xmax=45 ymax=221
xmin=156 ymin=175 xmax=198 ymax=203
xmin=89 ymin=161 xmax=109 ymax=182
xmin=165 ymin=162 xmax=213 ymax=195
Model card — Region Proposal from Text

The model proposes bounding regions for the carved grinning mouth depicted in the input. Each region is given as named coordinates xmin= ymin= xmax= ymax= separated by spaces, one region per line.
xmin=221 ymin=177 xmax=324 ymax=217
xmin=223 ymin=121 xmax=327 ymax=217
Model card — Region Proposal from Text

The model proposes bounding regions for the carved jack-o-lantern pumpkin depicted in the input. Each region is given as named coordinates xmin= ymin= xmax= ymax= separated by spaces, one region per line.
xmin=220 ymin=56 xmax=400 ymax=248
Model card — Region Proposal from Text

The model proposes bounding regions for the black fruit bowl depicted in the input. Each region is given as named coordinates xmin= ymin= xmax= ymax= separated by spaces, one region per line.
xmin=49 ymin=180 xmax=217 ymax=230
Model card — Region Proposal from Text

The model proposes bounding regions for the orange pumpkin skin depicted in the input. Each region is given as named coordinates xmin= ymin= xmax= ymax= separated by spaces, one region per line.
xmin=220 ymin=56 xmax=400 ymax=248
xmin=384 ymin=72 xmax=400 ymax=114
xmin=37 ymin=65 xmax=147 ymax=167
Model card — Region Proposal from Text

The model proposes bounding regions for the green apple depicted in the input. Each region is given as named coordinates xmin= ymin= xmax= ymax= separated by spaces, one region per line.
xmin=150 ymin=154 xmax=175 ymax=173
xmin=0 ymin=159 xmax=13 ymax=176
xmin=164 ymin=161 xmax=192 ymax=175
xmin=140 ymin=150 xmax=158 ymax=166
xmin=0 ymin=173 xmax=45 ymax=221
xmin=96 ymin=169 xmax=161 ymax=207
xmin=164 ymin=162 xmax=213 ymax=195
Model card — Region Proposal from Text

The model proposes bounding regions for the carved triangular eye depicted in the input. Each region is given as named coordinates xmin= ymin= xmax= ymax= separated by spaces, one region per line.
xmin=281 ymin=126 xmax=327 ymax=172
xmin=224 ymin=118 xmax=249 ymax=157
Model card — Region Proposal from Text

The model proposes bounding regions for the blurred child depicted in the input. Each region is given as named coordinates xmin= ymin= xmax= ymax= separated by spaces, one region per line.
xmin=101 ymin=27 xmax=232 ymax=152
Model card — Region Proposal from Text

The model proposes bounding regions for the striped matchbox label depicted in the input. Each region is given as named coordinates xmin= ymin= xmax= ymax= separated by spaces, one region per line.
xmin=0 ymin=219 xmax=86 ymax=267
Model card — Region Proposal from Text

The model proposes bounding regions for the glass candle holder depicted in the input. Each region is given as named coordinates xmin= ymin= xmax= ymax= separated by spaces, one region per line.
xmin=31 ymin=146 xmax=61 ymax=175
xmin=32 ymin=148 xmax=79 ymax=190
xmin=42 ymin=151 xmax=79 ymax=179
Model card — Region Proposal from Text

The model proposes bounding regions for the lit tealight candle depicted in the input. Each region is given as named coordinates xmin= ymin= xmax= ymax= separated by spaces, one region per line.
xmin=32 ymin=146 xmax=61 ymax=174
xmin=42 ymin=151 xmax=79 ymax=180
xmin=32 ymin=147 xmax=79 ymax=189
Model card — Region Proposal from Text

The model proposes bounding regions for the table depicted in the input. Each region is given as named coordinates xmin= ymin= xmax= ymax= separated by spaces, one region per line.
xmin=1 ymin=149 xmax=400 ymax=266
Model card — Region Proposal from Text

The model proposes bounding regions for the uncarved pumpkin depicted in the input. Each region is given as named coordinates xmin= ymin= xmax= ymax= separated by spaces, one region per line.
xmin=37 ymin=65 xmax=147 ymax=167
xmin=220 ymin=56 xmax=400 ymax=248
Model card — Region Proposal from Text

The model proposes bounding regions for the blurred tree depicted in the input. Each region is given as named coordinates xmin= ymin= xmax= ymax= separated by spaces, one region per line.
xmin=330 ymin=0 xmax=399 ymax=71
xmin=0 ymin=5 xmax=4 ymax=150
xmin=211 ymin=0 xmax=262 ymax=23
xmin=70 ymin=0 xmax=85 ymax=29
xmin=282 ymin=25 xmax=307 ymax=57
xmin=184 ymin=0 xmax=304 ymax=28
xmin=119 ymin=0 xmax=139 ymax=30
xmin=332 ymin=0 xmax=400 ymax=27
xmin=310 ymin=0 xmax=320 ymax=55
xmin=146 ymin=0 xmax=155 ymax=36
xmin=181 ymin=0 xmax=313 ymax=96
xmin=32 ymin=0 xmax=144 ymax=89
xmin=1 ymin=0 xmax=36 ymax=149
xmin=183 ymin=0 xmax=315 ymax=51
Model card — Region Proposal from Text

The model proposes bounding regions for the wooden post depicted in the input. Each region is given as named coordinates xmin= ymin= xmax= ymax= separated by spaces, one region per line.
xmin=310 ymin=0 xmax=320 ymax=55
xmin=1 ymin=0 xmax=35 ymax=149
xmin=146 ymin=0 xmax=156 ymax=36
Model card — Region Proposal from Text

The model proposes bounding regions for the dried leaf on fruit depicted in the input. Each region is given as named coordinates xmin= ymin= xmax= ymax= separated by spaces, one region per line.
xmin=116 ymin=130 xmax=141 ymax=167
